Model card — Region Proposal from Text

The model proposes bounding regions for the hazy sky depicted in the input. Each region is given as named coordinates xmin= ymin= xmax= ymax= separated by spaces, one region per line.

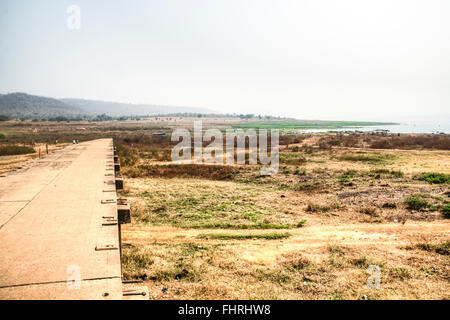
xmin=0 ymin=0 xmax=449 ymax=121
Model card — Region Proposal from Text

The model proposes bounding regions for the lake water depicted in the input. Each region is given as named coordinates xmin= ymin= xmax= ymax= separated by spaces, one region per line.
xmin=302 ymin=120 xmax=450 ymax=134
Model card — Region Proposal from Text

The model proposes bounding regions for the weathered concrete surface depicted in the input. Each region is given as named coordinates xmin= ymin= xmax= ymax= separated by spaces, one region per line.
xmin=0 ymin=139 xmax=123 ymax=300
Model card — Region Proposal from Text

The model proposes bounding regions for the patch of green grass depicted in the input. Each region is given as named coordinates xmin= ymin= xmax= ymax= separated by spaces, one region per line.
xmin=382 ymin=202 xmax=397 ymax=209
xmin=0 ymin=133 xmax=5 ymax=139
xmin=138 ymin=182 xmax=273 ymax=226
xmin=417 ymin=241 xmax=449 ymax=256
xmin=337 ymin=152 xmax=397 ymax=163
xmin=418 ymin=173 xmax=449 ymax=184
xmin=291 ymin=182 xmax=325 ymax=192
xmin=352 ymin=256 xmax=386 ymax=269
xmin=328 ymin=245 xmax=346 ymax=256
xmin=404 ymin=194 xmax=432 ymax=211
xmin=338 ymin=170 xmax=357 ymax=184
xmin=279 ymin=153 xmax=307 ymax=165
xmin=123 ymin=242 xmax=217 ymax=282
xmin=280 ymin=256 xmax=311 ymax=271
xmin=295 ymin=220 xmax=307 ymax=228
xmin=255 ymin=269 xmax=293 ymax=284
xmin=369 ymin=169 xmax=404 ymax=178
xmin=420 ymin=266 xmax=441 ymax=276
xmin=0 ymin=145 xmax=35 ymax=156
xmin=306 ymin=202 xmax=342 ymax=213
xmin=358 ymin=206 xmax=379 ymax=217
xmin=338 ymin=174 xmax=351 ymax=184
xmin=327 ymin=290 xmax=344 ymax=300
xmin=327 ymin=246 xmax=348 ymax=268
xmin=181 ymin=220 xmax=306 ymax=229
xmin=116 ymin=144 xmax=139 ymax=166
xmin=197 ymin=232 xmax=291 ymax=240
xmin=122 ymin=246 xmax=154 ymax=280
xmin=389 ymin=267 xmax=412 ymax=280
xmin=293 ymin=167 xmax=307 ymax=176
xmin=442 ymin=203 xmax=450 ymax=218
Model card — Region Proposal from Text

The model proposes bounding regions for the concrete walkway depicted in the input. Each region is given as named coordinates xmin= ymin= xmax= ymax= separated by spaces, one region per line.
xmin=0 ymin=139 xmax=123 ymax=299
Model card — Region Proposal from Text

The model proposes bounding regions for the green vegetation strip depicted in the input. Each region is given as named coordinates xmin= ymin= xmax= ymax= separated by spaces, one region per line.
xmin=197 ymin=232 xmax=291 ymax=240
xmin=404 ymin=193 xmax=448 ymax=214
xmin=416 ymin=241 xmax=449 ymax=256
xmin=418 ymin=173 xmax=449 ymax=184
xmin=231 ymin=121 xmax=396 ymax=130
xmin=0 ymin=145 xmax=35 ymax=156
xmin=336 ymin=153 xmax=397 ymax=163
xmin=442 ymin=204 xmax=450 ymax=218
xmin=184 ymin=221 xmax=306 ymax=230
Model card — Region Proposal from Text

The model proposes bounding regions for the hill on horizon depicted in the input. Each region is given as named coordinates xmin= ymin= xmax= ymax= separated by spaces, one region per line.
xmin=61 ymin=98 xmax=213 ymax=117
xmin=0 ymin=92 xmax=214 ymax=119
xmin=0 ymin=93 xmax=85 ymax=119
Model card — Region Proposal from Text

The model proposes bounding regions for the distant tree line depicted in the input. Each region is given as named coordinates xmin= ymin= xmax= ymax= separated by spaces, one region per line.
xmin=0 ymin=112 xmax=290 ymax=122
xmin=151 ymin=112 xmax=290 ymax=120
xmin=3 ymin=114 xmax=144 ymax=122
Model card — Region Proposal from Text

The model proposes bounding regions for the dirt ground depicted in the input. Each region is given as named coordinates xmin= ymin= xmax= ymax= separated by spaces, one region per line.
xmin=118 ymin=141 xmax=449 ymax=300
xmin=1 ymin=119 xmax=448 ymax=300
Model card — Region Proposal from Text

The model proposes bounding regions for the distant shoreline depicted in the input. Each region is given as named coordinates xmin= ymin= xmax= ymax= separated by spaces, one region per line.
xmin=231 ymin=121 xmax=399 ymax=130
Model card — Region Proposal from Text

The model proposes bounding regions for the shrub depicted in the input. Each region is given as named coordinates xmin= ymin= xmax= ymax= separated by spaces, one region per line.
xmin=442 ymin=203 xmax=450 ymax=218
xmin=116 ymin=144 xmax=139 ymax=166
xmin=306 ymin=202 xmax=341 ymax=213
xmin=0 ymin=133 xmax=5 ymax=139
xmin=294 ymin=167 xmax=306 ymax=175
xmin=352 ymin=256 xmax=385 ymax=269
xmin=382 ymin=202 xmax=397 ymax=209
xmin=404 ymin=195 xmax=431 ymax=211
xmin=338 ymin=174 xmax=351 ymax=184
xmin=0 ymin=145 xmax=35 ymax=156
xmin=135 ymin=164 xmax=239 ymax=180
xmin=279 ymin=253 xmax=311 ymax=270
xmin=417 ymin=241 xmax=449 ymax=255
xmin=418 ymin=173 xmax=449 ymax=184
xmin=369 ymin=135 xmax=450 ymax=150
xmin=296 ymin=220 xmax=307 ymax=227
xmin=359 ymin=206 xmax=379 ymax=217
xmin=370 ymin=169 xmax=404 ymax=178
xmin=389 ymin=267 xmax=412 ymax=280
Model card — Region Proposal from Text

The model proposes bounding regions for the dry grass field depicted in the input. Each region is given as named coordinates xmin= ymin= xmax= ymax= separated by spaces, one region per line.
xmin=1 ymin=118 xmax=448 ymax=300
xmin=119 ymin=149 xmax=449 ymax=300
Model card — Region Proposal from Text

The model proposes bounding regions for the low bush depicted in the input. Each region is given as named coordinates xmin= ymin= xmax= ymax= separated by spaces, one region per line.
xmin=417 ymin=241 xmax=449 ymax=255
xmin=441 ymin=203 xmax=450 ymax=218
xmin=418 ymin=173 xmax=449 ymax=184
xmin=337 ymin=153 xmax=396 ymax=163
xmin=0 ymin=145 xmax=35 ymax=156
xmin=306 ymin=202 xmax=341 ymax=213
xmin=404 ymin=194 xmax=431 ymax=211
